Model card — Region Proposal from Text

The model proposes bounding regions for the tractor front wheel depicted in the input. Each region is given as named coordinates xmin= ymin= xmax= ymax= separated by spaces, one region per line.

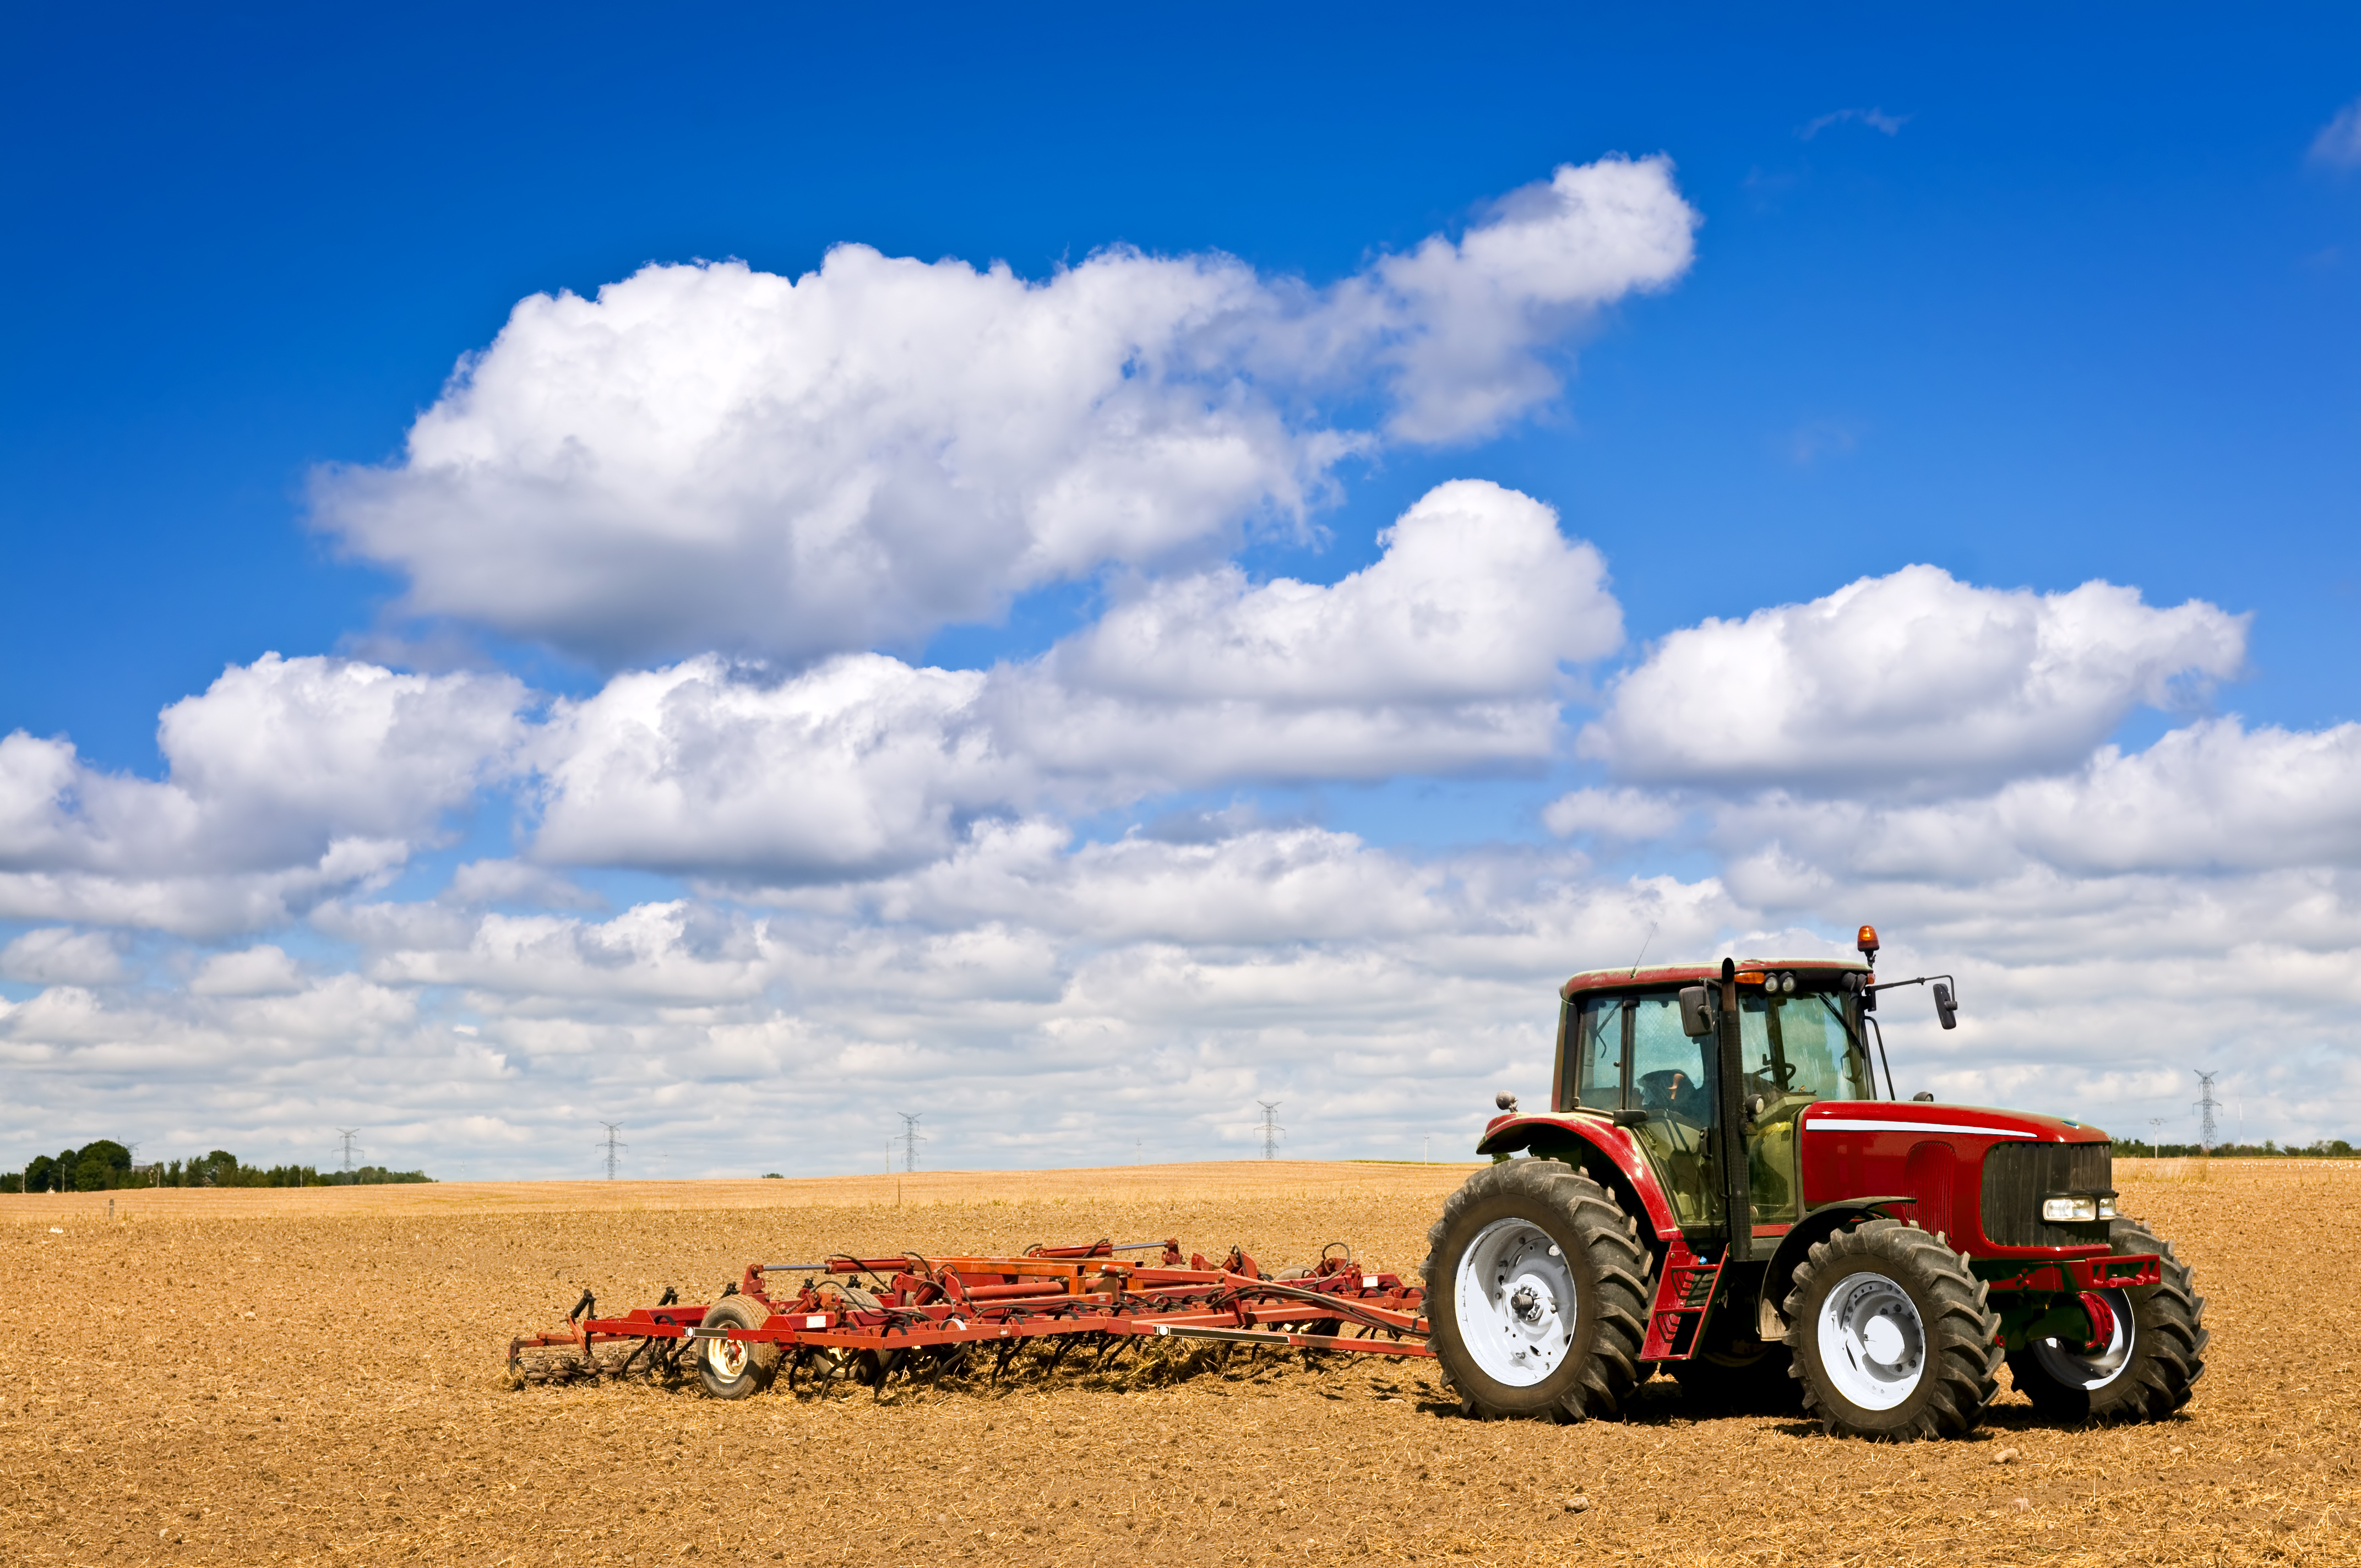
xmin=2006 ymin=1217 xmax=2208 ymax=1423
xmin=1421 ymin=1159 xmax=1651 ymax=1422
xmin=1783 ymin=1218 xmax=2001 ymax=1440
xmin=696 ymin=1294 xmax=781 ymax=1400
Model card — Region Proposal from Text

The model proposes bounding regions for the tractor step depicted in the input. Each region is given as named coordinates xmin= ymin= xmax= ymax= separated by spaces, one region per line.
xmin=1640 ymin=1240 xmax=1721 ymax=1360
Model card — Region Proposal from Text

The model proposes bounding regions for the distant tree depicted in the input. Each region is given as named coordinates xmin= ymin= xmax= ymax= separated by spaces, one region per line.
xmin=24 ymin=1155 xmax=58 ymax=1193
xmin=192 ymin=1151 xmax=240 ymax=1186
xmin=74 ymin=1140 xmax=133 ymax=1190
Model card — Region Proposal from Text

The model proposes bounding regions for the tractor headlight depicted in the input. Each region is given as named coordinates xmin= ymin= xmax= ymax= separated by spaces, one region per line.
xmin=2041 ymin=1195 xmax=2099 ymax=1223
xmin=2098 ymin=1195 xmax=2117 ymax=1220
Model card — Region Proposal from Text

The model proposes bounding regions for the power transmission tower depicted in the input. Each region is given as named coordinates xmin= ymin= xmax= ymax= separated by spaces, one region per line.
xmin=2193 ymin=1073 xmax=2222 ymax=1154
xmin=1257 ymin=1101 xmax=1283 ymax=1160
xmin=334 ymin=1129 xmax=359 ymax=1176
xmin=597 ymin=1122 xmax=626 ymax=1180
xmin=897 ymin=1113 xmax=927 ymax=1174
xmin=2148 ymin=1117 xmax=2165 ymax=1158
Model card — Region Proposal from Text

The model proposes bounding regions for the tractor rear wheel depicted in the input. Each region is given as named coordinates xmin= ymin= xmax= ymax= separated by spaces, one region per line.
xmin=1421 ymin=1159 xmax=1651 ymax=1422
xmin=696 ymin=1294 xmax=781 ymax=1400
xmin=1783 ymin=1218 xmax=2001 ymax=1440
xmin=2006 ymin=1217 xmax=2207 ymax=1423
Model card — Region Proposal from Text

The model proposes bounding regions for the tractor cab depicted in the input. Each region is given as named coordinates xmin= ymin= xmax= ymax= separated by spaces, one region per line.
xmin=1555 ymin=957 xmax=1876 ymax=1238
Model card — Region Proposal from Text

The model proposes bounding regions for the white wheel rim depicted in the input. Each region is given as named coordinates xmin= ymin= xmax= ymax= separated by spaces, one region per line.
xmin=1816 ymin=1270 xmax=1927 ymax=1411
xmin=2029 ymin=1288 xmax=2134 ymax=1390
xmin=1454 ymin=1217 xmax=1577 ymax=1387
xmin=707 ymin=1333 xmax=749 ymax=1380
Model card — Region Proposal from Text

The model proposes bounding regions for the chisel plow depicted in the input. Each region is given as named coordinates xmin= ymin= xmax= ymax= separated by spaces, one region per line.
xmin=508 ymin=1238 xmax=1430 ymax=1401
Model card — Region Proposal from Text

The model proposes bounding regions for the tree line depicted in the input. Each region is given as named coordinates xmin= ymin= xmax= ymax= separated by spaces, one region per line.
xmin=2123 ymin=1139 xmax=2356 ymax=1158
xmin=4 ymin=1141 xmax=431 ymax=1192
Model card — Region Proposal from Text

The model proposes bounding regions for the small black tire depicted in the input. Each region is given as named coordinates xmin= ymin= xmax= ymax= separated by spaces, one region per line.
xmin=2005 ymin=1217 xmax=2208 ymax=1423
xmin=1783 ymin=1218 xmax=2001 ymax=1440
xmin=696 ymin=1294 xmax=780 ymax=1400
xmin=1420 ymin=1159 xmax=1652 ymax=1422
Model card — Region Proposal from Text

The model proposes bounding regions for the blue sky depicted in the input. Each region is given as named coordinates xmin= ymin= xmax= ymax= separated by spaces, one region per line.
xmin=4 ymin=4 xmax=2359 ymax=1175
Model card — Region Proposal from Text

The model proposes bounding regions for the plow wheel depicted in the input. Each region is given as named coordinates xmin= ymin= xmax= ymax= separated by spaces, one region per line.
xmin=696 ymin=1295 xmax=781 ymax=1400
xmin=808 ymin=1351 xmax=856 ymax=1400
xmin=1421 ymin=1159 xmax=1652 ymax=1422
xmin=1783 ymin=1218 xmax=2000 ymax=1440
xmin=2007 ymin=1217 xmax=2208 ymax=1424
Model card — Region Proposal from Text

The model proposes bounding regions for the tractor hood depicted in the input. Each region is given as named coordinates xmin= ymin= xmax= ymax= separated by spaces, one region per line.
xmin=1797 ymin=1101 xmax=2109 ymax=1145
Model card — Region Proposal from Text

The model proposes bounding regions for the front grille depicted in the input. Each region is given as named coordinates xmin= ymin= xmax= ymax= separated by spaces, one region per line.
xmin=1980 ymin=1141 xmax=2113 ymax=1248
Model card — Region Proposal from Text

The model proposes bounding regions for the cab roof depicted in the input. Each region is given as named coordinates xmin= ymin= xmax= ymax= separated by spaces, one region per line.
xmin=1559 ymin=957 xmax=1869 ymax=1002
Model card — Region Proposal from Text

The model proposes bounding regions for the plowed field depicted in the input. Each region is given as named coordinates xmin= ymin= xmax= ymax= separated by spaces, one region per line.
xmin=2 ymin=1158 xmax=2349 ymax=1566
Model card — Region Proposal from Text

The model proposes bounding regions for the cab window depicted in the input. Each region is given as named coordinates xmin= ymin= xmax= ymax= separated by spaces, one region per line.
xmin=1570 ymin=997 xmax=1624 ymax=1110
xmin=1630 ymin=995 xmax=1712 ymax=1126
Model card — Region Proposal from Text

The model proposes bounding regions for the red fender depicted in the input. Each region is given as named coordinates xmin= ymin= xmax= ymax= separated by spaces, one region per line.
xmin=1474 ymin=1113 xmax=1684 ymax=1242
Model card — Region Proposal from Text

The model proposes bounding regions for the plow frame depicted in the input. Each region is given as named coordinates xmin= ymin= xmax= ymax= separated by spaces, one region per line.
xmin=508 ymin=1238 xmax=1434 ymax=1392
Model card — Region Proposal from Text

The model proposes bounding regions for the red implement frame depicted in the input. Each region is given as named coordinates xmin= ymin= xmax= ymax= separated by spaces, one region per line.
xmin=508 ymin=1238 xmax=1432 ymax=1389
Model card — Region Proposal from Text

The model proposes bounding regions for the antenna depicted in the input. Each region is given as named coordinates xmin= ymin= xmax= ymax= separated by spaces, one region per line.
xmin=897 ymin=1112 xmax=927 ymax=1174
xmin=2193 ymin=1073 xmax=2221 ymax=1155
xmin=1256 ymin=1100 xmax=1284 ymax=1160
xmin=597 ymin=1122 xmax=626 ymax=1180
xmin=1627 ymin=920 xmax=1660 ymax=977
xmin=334 ymin=1129 xmax=359 ymax=1175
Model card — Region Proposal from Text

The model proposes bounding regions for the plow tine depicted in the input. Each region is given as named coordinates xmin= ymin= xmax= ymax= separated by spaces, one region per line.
xmin=874 ymin=1348 xmax=909 ymax=1402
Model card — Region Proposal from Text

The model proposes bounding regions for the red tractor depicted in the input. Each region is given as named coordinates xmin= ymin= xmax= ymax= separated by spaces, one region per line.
xmin=1422 ymin=925 xmax=2209 ymax=1439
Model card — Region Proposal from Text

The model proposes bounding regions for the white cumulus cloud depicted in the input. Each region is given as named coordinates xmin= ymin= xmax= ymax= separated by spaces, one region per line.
xmin=189 ymin=944 xmax=307 ymax=997
xmin=1717 ymin=716 xmax=2361 ymax=883
xmin=1542 ymin=787 xmax=1687 ymax=841
xmin=1579 ymin=565 xmax=2246 ymax=796
xmin=523 ymin=482 xmax=1617 ymax=878
xmin=311 ymin=158 xmax=1693 ymax=667
xmin=0 ymin=655 xmax=527 ymax=935
xmin=0 ymin=928 xmax=125 ymax=987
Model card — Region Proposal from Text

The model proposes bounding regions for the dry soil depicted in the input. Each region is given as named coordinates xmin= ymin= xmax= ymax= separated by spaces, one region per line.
xmin=0 ymin=1157 xmax=2348 ymax=1566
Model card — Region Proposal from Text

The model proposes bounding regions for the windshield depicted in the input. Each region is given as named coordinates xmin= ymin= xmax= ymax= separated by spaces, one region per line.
xmin=1737 ymin=992 xmax=1872 ymax=1105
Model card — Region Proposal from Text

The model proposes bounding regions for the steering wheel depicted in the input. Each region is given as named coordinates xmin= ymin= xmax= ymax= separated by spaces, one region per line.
xmin=1636 ymin=1069 xmax=1707 ymax=1129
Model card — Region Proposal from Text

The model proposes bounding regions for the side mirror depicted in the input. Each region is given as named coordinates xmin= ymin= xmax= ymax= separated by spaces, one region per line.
xmin=1678 ymin=985 xmax=1715 ymax=1038
xmin=1933 ymin=981 xmax=1958 ymax=1031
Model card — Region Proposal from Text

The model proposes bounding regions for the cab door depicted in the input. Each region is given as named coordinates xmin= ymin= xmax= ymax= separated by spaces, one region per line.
xmin=1566 ymin=992 xmax=1726 ymax=1232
